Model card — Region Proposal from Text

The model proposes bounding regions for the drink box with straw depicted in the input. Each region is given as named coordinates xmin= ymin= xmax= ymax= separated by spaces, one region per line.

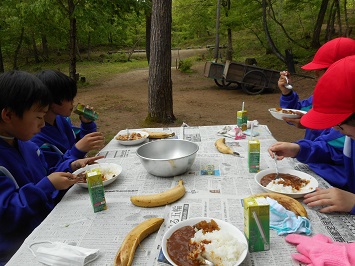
xmin=237 ymin=102 xmax=248 ymax=131
xmin=86 ymin=168 xmax=107 ymax=213
xmin=248 ymin=123 xmax=260 ymax=173
xmin=243 ymin=196 xmax=270 ymax=252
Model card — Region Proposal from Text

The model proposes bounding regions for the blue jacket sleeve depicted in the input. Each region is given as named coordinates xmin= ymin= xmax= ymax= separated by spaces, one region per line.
xmin=79 ymin=121 xmax=97 ymax=139
xmin=280 ymin=91 xmax=313 ymax=112
xmin=296 ymin=131 xmax=345 ymax=165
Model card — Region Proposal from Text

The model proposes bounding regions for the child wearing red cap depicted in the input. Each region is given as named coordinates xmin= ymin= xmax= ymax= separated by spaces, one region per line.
xmin=278 ymin=37 xmax=355 ymax=140
xmin=270 ymin=38 xmax=355 ymax=193
xmin=269 ymin=55 xmax=355 ymax=214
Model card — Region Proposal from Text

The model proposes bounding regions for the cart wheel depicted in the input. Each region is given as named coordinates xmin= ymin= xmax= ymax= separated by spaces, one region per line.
xmin=241 ymin=70 xmax=267 ymax=95
xmin=214 ymin=79 xmax=232 ymax=88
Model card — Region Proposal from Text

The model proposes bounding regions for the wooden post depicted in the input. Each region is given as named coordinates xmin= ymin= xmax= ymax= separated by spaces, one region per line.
xmin=285 ymin=49 xmax=296 ymax=74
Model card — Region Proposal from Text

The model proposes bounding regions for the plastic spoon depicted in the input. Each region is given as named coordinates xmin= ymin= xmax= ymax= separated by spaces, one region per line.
xmin=284 ymin=76 xmax=293 ymax=90
xmin=273 ymin=152 xmax=281 ymax=180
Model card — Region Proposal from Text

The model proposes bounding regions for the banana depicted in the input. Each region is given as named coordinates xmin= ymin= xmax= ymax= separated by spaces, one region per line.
xmin=144 ymin=130 xmax=175 ymax=139
xmin=251 ymin=192 xmax=308 ymax=218
xmin=130 ymin=180 xmax=186 ymax=207
xmin=215 ymin=137 xmax=240 ymax=156
xmin=114 ymin=217 xmax=164 ymax=266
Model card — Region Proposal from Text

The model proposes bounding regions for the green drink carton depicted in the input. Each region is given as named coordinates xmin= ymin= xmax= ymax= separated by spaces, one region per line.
xmin=86 ymin=168 xmax=107 ymax=213
xmin=244 ymin=196 xmax=270 ymax=252
xmin=74 ymin=103 xmax=99 ymax=121
xmin=237 ymin=110 xmax=248 ymax=131
xmin=248 ymin=138 xmax=260 ymax=173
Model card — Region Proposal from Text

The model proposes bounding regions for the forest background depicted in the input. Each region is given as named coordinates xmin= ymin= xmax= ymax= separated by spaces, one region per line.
xmin=0 ymin=0 xmax=354 ymax=143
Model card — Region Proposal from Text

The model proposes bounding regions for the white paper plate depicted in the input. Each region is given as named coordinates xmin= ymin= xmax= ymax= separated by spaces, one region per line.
xmin=114 ymin=130 xmax=149 ymax=146
xmin=161 ymin=217 xmax=248 ymax=266
xmin=255 ymin=168 xmax=318 ymax=198
xmin=73 ymin=163 xmax=122 ymax=188
xmin=268 ymin=108 xmax=307 ymax=120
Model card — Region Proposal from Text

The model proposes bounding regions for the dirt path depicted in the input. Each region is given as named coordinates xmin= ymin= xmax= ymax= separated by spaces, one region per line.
xmin=75 ymin=49 xmax=317 ymax=143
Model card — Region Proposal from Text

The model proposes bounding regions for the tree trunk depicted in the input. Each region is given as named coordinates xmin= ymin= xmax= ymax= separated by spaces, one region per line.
xmin=226 ymin=28 xmax=233 ymax=61
xmin=262 ymin=0 xmax=285 ymax=62
xmin=325 ymin=0 xmax=336 ymax=40
xmin=87 ymin=33 xmax=91 ymax=60
xmin=0 ymin=42 xmax=4 ymax=73
xmin=41 ymin=34 xmax=49 ymax=61
xmin=31 ymin=32 xmax=40 ymax=63
xmin=76 ymin=41 xmax=82 ymax=61
xmin=335 ymin=0 xmax=342 ymax=35
xmin=311 ymin=0 xmax=329 ymax=48
xmin=214 ymin=0 xmax=221 ymax=62
xmin=147 ymin=0 xmax=175 ymax=123
xmin=225 ymin=0 xmax=233 ymax=61
xmin=13 ymin=27 xmax=25 ymax=70
xmin=145 ymin=14 xmax=151 ymax=64
xmin=69 ymin=0 xmax=77 ymax=81
xmin=344 ymin=0 xmax=351 ymax=36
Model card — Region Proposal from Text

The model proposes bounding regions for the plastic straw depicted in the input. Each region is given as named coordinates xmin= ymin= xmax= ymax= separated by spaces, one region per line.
xmin=250 ymin=122 xmax=254 ymax=140
xmin=242 ymin=102 xmax=245 ymax=112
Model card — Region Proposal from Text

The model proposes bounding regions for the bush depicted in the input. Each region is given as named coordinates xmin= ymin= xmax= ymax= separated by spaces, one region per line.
xmin=178 ymin=59 xmax=193 ymax=73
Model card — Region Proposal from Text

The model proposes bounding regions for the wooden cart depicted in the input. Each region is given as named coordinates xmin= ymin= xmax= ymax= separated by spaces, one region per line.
xmin=204 ymin=60 xmax=281 ymax=95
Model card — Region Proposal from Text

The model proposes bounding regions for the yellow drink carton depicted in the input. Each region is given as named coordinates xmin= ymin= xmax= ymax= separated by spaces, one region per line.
xmin=237 ymin=110 xmax=248 ymax=131
xmin=244 ymin=196 xmax=270 ymax=252
xmin=86 ymin=168 xmax=107 ymax=213
xmin=248 ymin=138 xmax=260 ymax=173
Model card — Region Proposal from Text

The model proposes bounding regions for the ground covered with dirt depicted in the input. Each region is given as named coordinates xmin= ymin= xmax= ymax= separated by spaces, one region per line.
xmin=75 ymin=49 xmax=317 ymax=143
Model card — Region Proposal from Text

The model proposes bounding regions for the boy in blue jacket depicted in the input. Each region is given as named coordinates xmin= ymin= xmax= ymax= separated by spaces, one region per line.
xmin=278 ymin=37 xmax=355 ymax=141
xmin=269 ymin=55 xmax=355 ymax=214
xmin=0 ymin=71 xmax=101 ymax=264
xmin=31 ymin=70 xmax=105 ymax=169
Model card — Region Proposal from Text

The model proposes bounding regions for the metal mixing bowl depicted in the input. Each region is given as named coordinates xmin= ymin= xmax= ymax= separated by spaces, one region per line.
xmin=136 ymin=139 xmax=199 ymax=177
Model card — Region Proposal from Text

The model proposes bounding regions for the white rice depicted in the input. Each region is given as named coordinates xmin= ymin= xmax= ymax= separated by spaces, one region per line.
xmin=265 ymin=178 xmax=310 ymax=193
xmin=190 ymin=228 xmax=246 ymax=266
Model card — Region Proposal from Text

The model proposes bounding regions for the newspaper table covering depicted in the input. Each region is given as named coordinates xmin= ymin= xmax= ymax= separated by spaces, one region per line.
xmin=7 ymin=125 xmax=355 ymax=266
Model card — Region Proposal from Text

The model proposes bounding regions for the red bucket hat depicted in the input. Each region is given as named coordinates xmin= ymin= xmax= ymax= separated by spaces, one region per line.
xmin=301 ymin=37 xmax=355 ymax=70
xmin=300 ymin=55 xmax=355 ymax=129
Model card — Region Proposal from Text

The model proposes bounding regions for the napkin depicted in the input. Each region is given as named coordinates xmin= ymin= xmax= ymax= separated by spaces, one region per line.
xmin=217 ymin=126 xmax=246 ymax=139
xmin=247 ymin=120 xmax=259 ymax=129
xmin=266 ymin=197 xmax=311 ymax=236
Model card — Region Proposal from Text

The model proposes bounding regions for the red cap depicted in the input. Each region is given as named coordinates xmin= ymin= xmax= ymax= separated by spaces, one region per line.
xmin=300 ymin=55 xmax=355 ymax=129
xmin=301 ymin=37 xmax=355 ymax=70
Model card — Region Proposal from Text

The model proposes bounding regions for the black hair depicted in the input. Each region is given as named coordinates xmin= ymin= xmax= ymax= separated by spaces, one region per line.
xmin=35 ymin=70 xmax=77 ymax=105
xmin=0 ymin=71 xmax=51 ymax=119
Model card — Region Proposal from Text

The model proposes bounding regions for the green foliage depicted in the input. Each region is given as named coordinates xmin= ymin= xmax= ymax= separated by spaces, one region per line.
xmin=1 ymin=0 xmax=355 ymax=72
xmin=178 ymin=58 xmax=193 ymax=73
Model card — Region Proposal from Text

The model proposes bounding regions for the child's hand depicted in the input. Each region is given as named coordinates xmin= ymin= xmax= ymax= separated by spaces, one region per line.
xmin=48 ymin=172 xmax=79 ymax=190
xmin=304 ymin=187 xmax=355 ymax=213
xmin=268 ymin=142 xmax=300 ymax=159
xmin=75 ymin=132 xmax=105 ymax=153
xmin=70 ymin=155 xmax=105 ymax=171
xmin=278 ymin=71 xmax=292 ymax=95
xmin=282 ymin=111 xmax=306 ymax=129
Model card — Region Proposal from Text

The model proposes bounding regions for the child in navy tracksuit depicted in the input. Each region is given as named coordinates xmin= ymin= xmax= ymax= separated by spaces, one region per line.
xmin=0 ymin=71 xmax=102 ymax=265
xmin=269 ymin=56 xmax=355 ymax=214
xmin=31 ymin=70 xmax=105 ymax=169
xmin=278 ymin=37 xmax=355 ymax=141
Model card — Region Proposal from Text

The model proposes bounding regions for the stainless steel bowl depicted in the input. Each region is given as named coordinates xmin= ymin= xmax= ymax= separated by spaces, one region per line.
xmin=136 ymin=139 xmax=199 ymax=177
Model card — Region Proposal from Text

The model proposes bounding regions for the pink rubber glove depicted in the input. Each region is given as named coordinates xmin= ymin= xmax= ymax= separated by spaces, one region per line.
xmin=285 ymin=234 xmax=355 ymax=266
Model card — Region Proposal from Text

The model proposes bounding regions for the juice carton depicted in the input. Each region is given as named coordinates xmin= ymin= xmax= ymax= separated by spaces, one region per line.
xmin=237 ymin=110 xmax=248 ymax=131
xmin=74 ymin=103 xmax=99 ymax=121
xmin=86 ymin=168 xmax=107 ymax=213
xmin=248 ymin=137 xmax=260 ymax=173
xmin=243 ymin=196 xmax=270 ymax=252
